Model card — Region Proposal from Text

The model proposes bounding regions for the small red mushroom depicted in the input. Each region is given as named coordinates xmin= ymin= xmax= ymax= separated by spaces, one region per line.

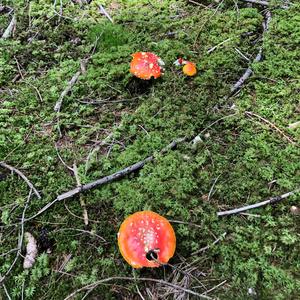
xmin=118 ymin=211 xmax=176 ymax=268
xmin=130 ymin=52 xmax=164 ymax=80
xmin=174 ymin=58 xmax=197 ymax=76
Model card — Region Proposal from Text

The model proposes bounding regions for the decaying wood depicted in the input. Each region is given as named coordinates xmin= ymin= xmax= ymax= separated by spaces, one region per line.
xmin=0 ymin=162 xmax=41 ymax=199
xmin=217 ymin=189 xmax=300 ymax=216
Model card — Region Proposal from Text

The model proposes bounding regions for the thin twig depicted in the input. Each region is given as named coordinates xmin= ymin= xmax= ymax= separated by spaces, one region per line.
xmin=231 ymin=48 xmax=262 ymax=93
xmin=25 ymin=138 xmax=186 ymax=221
xmin=3 ymin=284 xmax=12 ymax=300
xmin=245 ymin=111 xmax=296 ymax=145
xmin=207 ymin=38 xmax=232 ymax=54
xmin=53 ymin=58 xmax=89 ymax=137
xmin=98 ymin=4 xmax=113 ymax=23
xmin=217 ymin=189 xmax=300 ymax=216
xmin=63 ymin=276 xmax=213 ymax=300
xmin=202 ymin=280 xmax=227 ymax=295
xmin=0 ymin=248 xmax=18 ymax=257
xmin=73 ymin=163 xmax=89 ymax=225
xmin=53 ymin=228 xmax=107 ymax=242
xmin=230 ymin=10 xmax=272 ymax=94
xmin=191 ymin=232 xmax=227 ymax=255
xmin=53 ymin=67 xmax=83 ymax=112
xmin=0 ymin=162 xmax=41 ymax=199
xmin=192 ymin=113 xmax=237 ymax=145
xmin=0 ymin=189 xmax=32 ymax=285
xmin=240 ymin=0 xmax=289 ymax=8
xmin=208 ymin=174 xmax=221 ymax=201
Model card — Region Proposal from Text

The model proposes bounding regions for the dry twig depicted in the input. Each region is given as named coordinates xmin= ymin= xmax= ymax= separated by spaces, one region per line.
xmin=240 ymin=0 xmax=289 ymax=8
xmin=0 ymin=189 xmax=32 ymax=285
xmin=230 ymin=11 xmax=271 ymax=94
xmin=63 ymin=276 xmax=213 ymax=300
xmin=73 ymin=163 xmax=89 ymax=225
xmin=54 ymin=58 xmax=89 ymax=113
xmin=217 ymin=189 xmax=300 ymax=216
xmin=245 ymin=111 xmax=296 ymax=145
xmin=0 ymin=162 xmax=41 ymax=199
xmin=191 ymin=232 xmax=227 ymax=255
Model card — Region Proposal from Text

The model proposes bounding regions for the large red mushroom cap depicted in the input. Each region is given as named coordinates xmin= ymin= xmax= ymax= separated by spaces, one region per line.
xmin=130 ymin=52 xmax=164 ymax=80
xmin=118 ymin=211 xmax=176 ymax=268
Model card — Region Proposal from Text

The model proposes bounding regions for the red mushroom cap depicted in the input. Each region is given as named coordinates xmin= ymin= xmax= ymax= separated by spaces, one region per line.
xmin=130 ymin=52 xmax=163 ymax=80
xmin=118 ymin=211 xmax=176 ymax=268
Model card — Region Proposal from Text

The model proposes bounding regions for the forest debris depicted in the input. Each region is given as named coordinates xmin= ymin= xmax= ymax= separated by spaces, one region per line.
xmin=73 ymin=163 xmax=89 ymax=226
xmin=245 ymin=111 xmax=296 ymax=145
xmin=2 ymin=15 xmax=16 ymax=39
xmin=64 ymin=276 xmax=213 ymax=300
xmin=23 ymin=232 xmax=38 ymax=269
xmin=207 ymin=38 xmax=232 ymax=54
xmin=288 ymin=121 xmax=300 ymax=130
xmin=98 ymin=5 xmax=114 ymax=23
xmin=230 ymin=10 xmax=271 ymax=94
xmin=0 ymin=162 xmax=41 ymax=199
xmin=25 ymin=138 xmax=186 ymax=221
xmin=217 ymin=189 xmax=300 ymax=216
xmin=0 ymin=190 xmax=33 ymax=284
xmin=241 ymin=0 xmax=289 ymax=9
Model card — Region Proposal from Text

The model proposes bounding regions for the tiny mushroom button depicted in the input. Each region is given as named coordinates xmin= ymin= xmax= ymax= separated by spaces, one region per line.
xmin=117 ymin=211 xmax=176 ymax=268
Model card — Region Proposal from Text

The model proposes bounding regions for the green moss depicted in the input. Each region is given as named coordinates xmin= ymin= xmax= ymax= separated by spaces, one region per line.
xmin=0 ymin=1 xmax=299 ymax=299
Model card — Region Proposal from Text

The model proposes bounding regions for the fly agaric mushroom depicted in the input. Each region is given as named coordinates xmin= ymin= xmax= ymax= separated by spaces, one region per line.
xmin=130 ymin=52 xmax=164 ymax=80
xmin=118 ymin=211 xmax=176 ymax=268
xmin=174 ymin=58 xmax=197 ymax=76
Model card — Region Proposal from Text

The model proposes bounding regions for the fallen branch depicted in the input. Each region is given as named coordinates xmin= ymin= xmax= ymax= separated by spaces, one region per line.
xmin=0 ymin=162 xmax=41 ymax=199
xmin=217 ymin=189 xmax=300 ymax=216
xmin=245 ymin=111 xmax=296 ymax=145
xmin=25 ymin=138 xmax=186 ymax=221
xmin=64 ymin=276 xmax=213 ymax=300
xmin=230 ymin=10 xmax=271 ymax=94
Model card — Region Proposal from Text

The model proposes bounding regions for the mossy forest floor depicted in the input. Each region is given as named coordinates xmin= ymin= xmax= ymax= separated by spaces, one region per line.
xmin=0 ymin=0 xmax=300 ymax=299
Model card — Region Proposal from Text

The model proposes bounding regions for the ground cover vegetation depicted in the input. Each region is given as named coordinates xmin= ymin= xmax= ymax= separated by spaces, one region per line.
xmin=0 ymin=0 xmax=299 ymax=299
